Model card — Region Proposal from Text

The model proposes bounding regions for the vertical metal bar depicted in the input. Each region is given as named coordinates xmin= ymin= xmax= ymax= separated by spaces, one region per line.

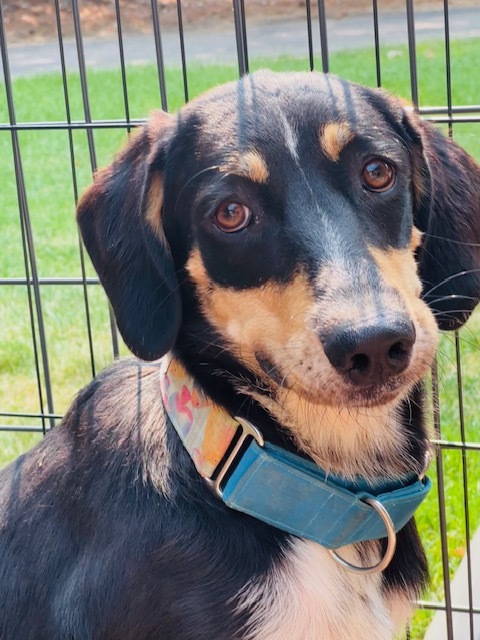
xmin=151 ymin=0 xmax=169 ymax=111
xmin=239 ymin=0 xmax=249 ymax=70
xmin=305 ymin=0 xmax=315 ymax=71
xmin=442 ymin=0 xmax=454 ymax=146
xmin=54 ymin=0 xmax=96 ymax=379
xmin=71 ymin=0 xmax=119 ymax=359
xmin=316 ymin=0 xmax=329 ymax=73
xmin=232 ymin=0 xmax=249 ymax=76
xmin=443 ymin=6 xmax=458 ymax=635
xmin=431 ymin=358 xmax=455 ymax=640
xmin=372 ymin=0 xmax=382 ymax=87
xmin=0 ymin=1 xmax=55 ymax=431
xmin=176 ymin=0 xmax=189 ymax=103
xmin=443 ymin=0 xmax=453 ymax=120
xmin=7 ymin=181 xmax=47 ymax=433
xmin=71 ymin=0 xmax=97 ymax=170
xmin=455 ymin=332 xmax=475 ymax=640
xmin=405 ymin=0 xmax=419 ymax=106
xmin=12 ymin=212 xmax=47 ymax=434
xmin=114 ymin=0 xmax=132 ymax=130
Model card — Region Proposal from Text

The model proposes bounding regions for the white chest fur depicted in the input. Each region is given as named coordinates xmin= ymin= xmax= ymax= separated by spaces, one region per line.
xmin=237 ymin=539 xmax=411 ymax=640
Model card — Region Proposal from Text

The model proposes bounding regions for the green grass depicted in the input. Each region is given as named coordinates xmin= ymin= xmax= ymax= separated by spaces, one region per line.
xmin=0 ymin=38 xmax=479 ymax=639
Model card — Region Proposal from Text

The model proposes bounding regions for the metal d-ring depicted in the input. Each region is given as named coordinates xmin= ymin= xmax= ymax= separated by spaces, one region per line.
xmin=328 ymin=497 xmax=397 ymax=575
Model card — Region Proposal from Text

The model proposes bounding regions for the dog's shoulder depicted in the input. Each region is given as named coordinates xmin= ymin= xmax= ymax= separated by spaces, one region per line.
xmin=69 ymin=356 xmax=165 ymax=432
xmin=64 ymin=356 xmax=167 ymax=457
xmin=0 ymin=358 xmax=178 ymax=639
xmin=0 ymin=358 xmax=171 ymax=518
xmin=0 ymin=359 xmax=283 ymax=640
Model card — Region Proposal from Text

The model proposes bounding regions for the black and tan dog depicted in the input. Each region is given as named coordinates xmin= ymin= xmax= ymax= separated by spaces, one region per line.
xmin=1 ymin=71 xmax=480 ymax=640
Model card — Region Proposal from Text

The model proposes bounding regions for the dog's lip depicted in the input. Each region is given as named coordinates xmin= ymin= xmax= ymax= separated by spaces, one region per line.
xmin=342 ymin=383 xmax=407 ymax=408
xmin=255 ymin=351 xmax=420 ymax=407
xmin=284 ymin=370 xmax=410 ymax=408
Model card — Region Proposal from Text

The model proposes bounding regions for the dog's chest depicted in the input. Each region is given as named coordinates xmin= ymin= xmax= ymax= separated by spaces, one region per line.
xmin=238 ymin=539 xmax=401 ymax=640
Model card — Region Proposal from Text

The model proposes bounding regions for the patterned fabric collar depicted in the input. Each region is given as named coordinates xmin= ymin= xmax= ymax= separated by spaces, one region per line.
xmin=160 ymin=354 xmax=431 ymax=573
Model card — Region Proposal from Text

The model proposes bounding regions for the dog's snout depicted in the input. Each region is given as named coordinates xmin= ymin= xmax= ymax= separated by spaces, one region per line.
xmin=321 ymin=321 xmax=416 ymax=386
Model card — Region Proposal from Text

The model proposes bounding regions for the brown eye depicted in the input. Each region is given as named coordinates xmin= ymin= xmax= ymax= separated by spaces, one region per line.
xmin=213 ymin=202 xmax=252 ymax=232
xmin=362 ymin=159 xmax=396 ymax=192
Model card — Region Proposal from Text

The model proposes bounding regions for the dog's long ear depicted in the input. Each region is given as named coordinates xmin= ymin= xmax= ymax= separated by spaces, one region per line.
xmin=403 ymin=109 xmax=480 ymax=330
xmin=77 ymin=111 xmax=181 ymax=360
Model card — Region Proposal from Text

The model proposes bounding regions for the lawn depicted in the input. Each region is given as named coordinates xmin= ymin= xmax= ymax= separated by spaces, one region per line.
xmin=0 ymin=37 xmax=479 ymax=639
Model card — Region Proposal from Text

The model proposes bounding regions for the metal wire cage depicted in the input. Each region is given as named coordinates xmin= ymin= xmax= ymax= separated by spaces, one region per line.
xmin=0 ymin=1 xmax=479 ymax=639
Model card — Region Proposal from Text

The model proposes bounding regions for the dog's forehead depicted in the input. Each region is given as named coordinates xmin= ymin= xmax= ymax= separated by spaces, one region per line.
xmin=179 ymin=71 xmax=397 ymax=154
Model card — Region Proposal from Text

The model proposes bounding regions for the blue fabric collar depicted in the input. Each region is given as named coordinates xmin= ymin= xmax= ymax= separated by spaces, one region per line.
xmin=160 ymin=356 xmax=431 ymax=551
xmin=222 ymin=439 xmax=431 ymax=549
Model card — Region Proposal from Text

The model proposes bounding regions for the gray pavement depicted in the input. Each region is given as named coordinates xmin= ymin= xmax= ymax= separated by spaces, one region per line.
xmin=424 ymin=526 xmax=480 ymax=640
xmin=4 ymin=6 xmax=480 ymax=78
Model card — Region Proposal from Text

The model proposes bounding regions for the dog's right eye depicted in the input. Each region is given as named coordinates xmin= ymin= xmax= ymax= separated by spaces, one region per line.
xmin=213 ymin=202 xmax=252 ymax=233
xmin=361 ymin=158 xmax=396 ymax=192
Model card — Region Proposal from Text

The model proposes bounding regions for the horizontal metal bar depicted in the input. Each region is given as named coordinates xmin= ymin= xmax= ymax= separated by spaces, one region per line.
xmin=0 ymin=424 xmax=52 ymax=433
xmin=427 ymin=116 xmax=480 ymax=124
xmin=419 ymin=105 xmax=480 ymax=115
xmin=0 ymin=277 xmax=100 ymax=286
xmin=0 ymin=120 xmax=145 ymax=132
xmin=0 ymin=411 xmax=63 ymax=420
xmin=433 ymin=439 xmax=480 ymax=452
xmin=418 ymin=600 xmax=480 ymax=615
xmin=0 ymin=110 xmax=478 ymax=135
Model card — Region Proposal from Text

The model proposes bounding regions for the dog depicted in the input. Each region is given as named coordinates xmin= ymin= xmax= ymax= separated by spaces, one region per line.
xmin=1 ymin=71 xmax=480 ymax=640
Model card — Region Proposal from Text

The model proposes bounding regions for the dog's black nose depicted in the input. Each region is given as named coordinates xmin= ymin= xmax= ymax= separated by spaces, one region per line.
xmin=321 ymin=321 xmax=416 ymax=386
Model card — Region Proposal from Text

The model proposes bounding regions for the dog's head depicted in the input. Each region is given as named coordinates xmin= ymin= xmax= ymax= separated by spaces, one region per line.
xmin=78 ymin=71 xmax=480 ymax=464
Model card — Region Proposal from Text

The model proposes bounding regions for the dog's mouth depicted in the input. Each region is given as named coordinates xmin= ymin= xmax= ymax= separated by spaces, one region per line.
xmin=289 ymin=372 xmax=409 ymax=409
xmin=255 ymin=350 xmax=418 ymax=409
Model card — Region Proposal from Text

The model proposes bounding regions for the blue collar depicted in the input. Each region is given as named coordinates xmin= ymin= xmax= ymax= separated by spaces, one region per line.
xmin=160 ymin=356 xmax=431 ymax=567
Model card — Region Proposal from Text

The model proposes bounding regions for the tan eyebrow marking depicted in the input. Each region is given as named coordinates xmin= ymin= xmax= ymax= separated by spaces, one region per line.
xmin=411 ymin=226 xmax=423 ymax=252
xmin=319 ymin=122 xmax=355 ymax=162
xmin=221 ymin=150 xmax=269 ymax=184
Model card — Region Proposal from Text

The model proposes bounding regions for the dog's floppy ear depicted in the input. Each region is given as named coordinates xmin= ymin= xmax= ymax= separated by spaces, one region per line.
xmin=403 ymin=108 xmax=480 ymax=330
xmin=77 ymin=111 xmax=181 ymax=360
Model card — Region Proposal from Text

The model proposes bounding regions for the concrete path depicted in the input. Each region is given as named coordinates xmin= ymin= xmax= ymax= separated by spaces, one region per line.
xmin=4 ymin=6 xmax=480 ymax=78
xmin=424 ymin=526 xmax=480 ymax=640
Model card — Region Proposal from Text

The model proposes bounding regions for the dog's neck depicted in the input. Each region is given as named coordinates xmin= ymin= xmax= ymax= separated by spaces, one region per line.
xmin=170 ymin=345 xmax=430 ymax=482
xmin=160 ymin=353 xmax=431 ymax=555
xmin=250 ymin=388 xmax=424 ymax=479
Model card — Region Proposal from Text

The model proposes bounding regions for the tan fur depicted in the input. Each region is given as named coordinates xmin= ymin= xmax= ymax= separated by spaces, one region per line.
xmin=221 ymin=150 xmax=270 ymax=184
xmin=368 ymin=246 xmax=436 ymax=338
xmin=411 ymin=147 xmax=428 ymax=210
xmin=144 ymin=172 xmax=165 ymax=240
xmin=186 ymin=248 xmax=314 ymax=377
xmin=411 ymin=226 xmax=423 ymax=252
xmin=319 ymin=122 xmax=355 ymax=162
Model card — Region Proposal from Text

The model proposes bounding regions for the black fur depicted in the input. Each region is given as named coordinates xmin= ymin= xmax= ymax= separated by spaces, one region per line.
xmin=1 ymin=71 xmax=480 ymax=639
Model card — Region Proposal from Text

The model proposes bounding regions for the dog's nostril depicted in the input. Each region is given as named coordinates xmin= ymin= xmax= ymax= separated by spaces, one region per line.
xmin=321 ymin=321 xmax=416 ymax=387
xmin=388 ymin=341 xmax=410 ymax=363
xmin=350 ymin=353 xmax=370 ymax=374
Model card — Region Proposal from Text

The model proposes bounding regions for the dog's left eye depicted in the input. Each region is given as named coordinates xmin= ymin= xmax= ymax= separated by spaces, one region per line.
xmin=361 ymin=159 xmax=396 ymax=192
xmin=213 ymin=202 xmax=252 ymax=233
